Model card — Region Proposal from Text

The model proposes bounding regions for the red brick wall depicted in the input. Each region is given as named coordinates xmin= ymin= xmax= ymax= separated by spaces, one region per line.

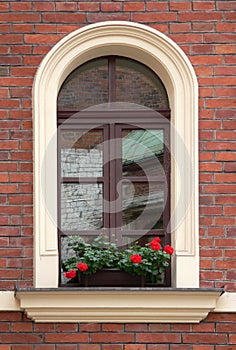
xmin=0 ymin=0 xmax=235 ymax=345
xmin=0 ymin=312 xmax=235 ymax=348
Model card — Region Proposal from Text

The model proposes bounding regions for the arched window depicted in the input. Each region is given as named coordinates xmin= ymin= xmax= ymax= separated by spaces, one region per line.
xmin=57 ymin=56 xmax=171 ymax=286
xmin=33 ymin=22 xmax=199 ymax=289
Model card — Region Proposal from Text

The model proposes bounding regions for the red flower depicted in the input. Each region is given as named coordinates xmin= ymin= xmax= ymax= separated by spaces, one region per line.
xmin=77 ymin=262 xmax=88 ymax=272
xmin=64 ymin=269 xmax=77 ymax=279
xmin=149 ymin=238 xmax=161 ymax=251
xmin=130 ymin=254 xmax=142 ymax=264
xmin=164 ymin=245 xmax=174 ymax=255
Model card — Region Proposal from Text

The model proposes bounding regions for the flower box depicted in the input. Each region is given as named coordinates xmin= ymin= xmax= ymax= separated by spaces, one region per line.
xmin=79 ymin=268 xmax=145 ymax=287
xmin=62 ymin=235 xmax=174 ymax=287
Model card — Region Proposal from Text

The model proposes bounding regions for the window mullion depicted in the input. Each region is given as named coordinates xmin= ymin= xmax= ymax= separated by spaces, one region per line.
xmin=108 ymin=56 xmax=116 ymax=103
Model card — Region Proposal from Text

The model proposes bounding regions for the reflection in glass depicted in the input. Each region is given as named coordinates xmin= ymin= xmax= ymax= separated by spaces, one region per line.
xmin=122 ymin=129 xmax=164 ymax=177
xmin=116 ymin=57 xmax=169 ymax=109
xmin=122 ymin=182 xmax=164 ymax=230
xmin=61 ymin=129 xmax=103 ymax=177
xmin=57 ymin=58 xmax=109 ymax=111
xmin=61 ymin=183 xmax=103 ymax=231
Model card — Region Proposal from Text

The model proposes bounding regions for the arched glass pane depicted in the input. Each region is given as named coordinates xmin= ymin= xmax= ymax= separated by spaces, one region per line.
xmin=115 ymin=57 xmax=169 ymax=109
xmin=58 ymin=58 xmax=109 ymax=111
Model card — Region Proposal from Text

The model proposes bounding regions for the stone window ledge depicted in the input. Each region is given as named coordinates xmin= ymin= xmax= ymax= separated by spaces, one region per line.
xmin=15 ymin=288 xmax=223 ymax=323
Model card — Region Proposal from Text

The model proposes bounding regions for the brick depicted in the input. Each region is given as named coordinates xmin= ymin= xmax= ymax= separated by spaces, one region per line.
xmin=0 ymin=13 xmax=40 ymax=23
xmin=45 ymin=334 xmax=88 ymax=343
xmin=200 ymin=163 xmax=222 ymax=172
xmin=87 ymin=13 xmax=131 ymax=22
xmin=79 ymin=346 xmax=100 ymax=350
xmin=205 ymin=142 xmax=236 ymax=151
xmin=133 ymin=13 xmax=176 ymax=23
xmin=170 ymin=2 xmax=191 ymax=10
xmin=55 ymin=2 xmax=77 ymax=11
xmin=0 ymin=34 xmax=23 ymax=44
xmin=0 ymin=334 xmax=42 ymax=343
xmin=224 ymin=163 xmax=236 ymax=172
xmin=215 ymin=88 xmax=236 ymax=97
xmin=200 ymin=260 xmax=213 ymax=269
xmin=0 ymin=184 xmax=18 ymax=194
xmin=201 ymin=249 xmax=223 ymax=258
xmin=191 ymin=56 xmax=222 ymax=66
xmin=12 ymin=24 xmax=34 ymax=33
xmin=11 ymin=67 xmax=36 ymax=77
xmin=11 ymin=322 xmax=33 ymax=332
xmin=192 ymin=23 xmax=215 ymax=32
xmin=102 ymin=346 xmax=122 ymax=350
xmin=170 ymin=346 xmax=191 ymax=350
xmin=205 ymin=184 xmax=236 ymax=194
xmin=215 ymin=45 xmax=236 ymax=54
xmin=183 ymin=334 xmax=227 ymax=344
xmin=193 ymin=2 xmax=215 ymax=10
xmin=79 ymin=3 xmax=100 ymax=11
xmin=222 ymin=120 xmax=236 ymax=129
xmin=11 ymin=2 xmax=32 ymax=11
xmin=192 ymin=323 xmax=215 ymax=332
xmin=42 ymin=13 xmax=86 ymax=23
xmin=216 ymin=23 xmax=236 ymax=32
xmin=170 ymin=23 xmax=190 ymax=33
xmin=217 ymin=1 xmax=236 ymax=10
xmin=126 ymin=324 xmax=148 ymax=332
xmin=147 ymin=346 xmax=168 ymax=350
xmin=91 ymin=333 xmax=134 ymax=343
xmin=216 ymin=131 xmax=236 ymax=140
xmin=193 ymin=347 xmax=214 ymax=350
xmin=216 ymin=260 xmax=236 ymax=269
xmin=24 ymin=34 xmax=63 ymax=44
xmin=80 ymin=323 xmax=101 ymax=332
xmin=216 ymin=196 xmax=236 ymax=204
xmin=35 ymin=24 xmax=57 ymax=33
xmin=199 ymin=120 xmax=221 ymax=129
xmin=33 ymin=3 xmax=55 ymax=11
xmin=34 ymin=346 xmax=55 ymax=350
xmin=56 ymin=323 xmax=78 ymax=332
xmin=216 ymin=174 xmax=236 ymax=183
xmin=125 ymin=346 xmax=146 ymax=350
xmin=192 ymin=45 xmax=214 ymax=54
xmin=102 ymin=324 xmax=124 ymax=332
xmin=146 ymin=2 xmax=168 ymax=11
xmin=101 ymin=3 xmax=122 ymax=12
xmin=179 ymin=12 xmax=222 ymax=22
xmin=215 ymin=217 xmax=235 ymax=225
xmin=216 ymin=152 xmax=236 ymax=163
xmin=1 ymin=77 xmax=33 ymax=87
xmin=0 ymin=227 xmax=20 ymax=236
xmin=136 ymin=333 xmax=181 ymax=343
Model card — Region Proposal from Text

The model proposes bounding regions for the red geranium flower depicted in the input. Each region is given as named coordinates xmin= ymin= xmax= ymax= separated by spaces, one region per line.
xmin=149 ymin=238 xmax=161 ymax=251
xmin=77 ymin=262 xmax=88 ymax=271
xmin=130 ymin=254 xmax=142 ymax=264
xmin=64 ymin=269 xmax=77 ymax=279
xmin=164 ymin=245 xmax=174 ymax=255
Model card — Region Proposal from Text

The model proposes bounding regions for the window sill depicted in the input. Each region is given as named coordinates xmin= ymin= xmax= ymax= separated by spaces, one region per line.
xmin=15 ymin=288 xmax=223 ymax=323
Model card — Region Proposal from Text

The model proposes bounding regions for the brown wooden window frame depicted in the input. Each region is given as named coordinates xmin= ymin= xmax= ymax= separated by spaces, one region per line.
xmin=57 ymin=56 xmax=171 ymax=287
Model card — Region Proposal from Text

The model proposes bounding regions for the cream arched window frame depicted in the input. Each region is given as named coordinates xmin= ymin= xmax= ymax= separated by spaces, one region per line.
xmin=33 ymin=21 xmax=199 ymax=289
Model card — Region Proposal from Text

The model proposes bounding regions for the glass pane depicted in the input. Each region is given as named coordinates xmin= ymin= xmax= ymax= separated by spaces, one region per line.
xmin=61 ymin=129 xmax=103 ymax=177
xmin=58 ymin=58 xmax=109 ymax=111
xmin=122 ymin=182 xmax=164 ymax=230
xmin=116 ymin=57 xmax=169 ymax=109
xmin=61 ymin=183 xmax=103 ymax=231
xmin=121 ymin=235 xmax=164 ymax=247
xmin=122 ymin=129 xmax=164 ymax=177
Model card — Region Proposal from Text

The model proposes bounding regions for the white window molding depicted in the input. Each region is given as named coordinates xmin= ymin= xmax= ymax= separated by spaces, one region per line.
xmin=1 ymin=291 xmax=234 ymax=319
xmin=15 ymin=289 xmax=222 ymax=323
xmin=33 ymin=21 xmax=199 ymax=288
